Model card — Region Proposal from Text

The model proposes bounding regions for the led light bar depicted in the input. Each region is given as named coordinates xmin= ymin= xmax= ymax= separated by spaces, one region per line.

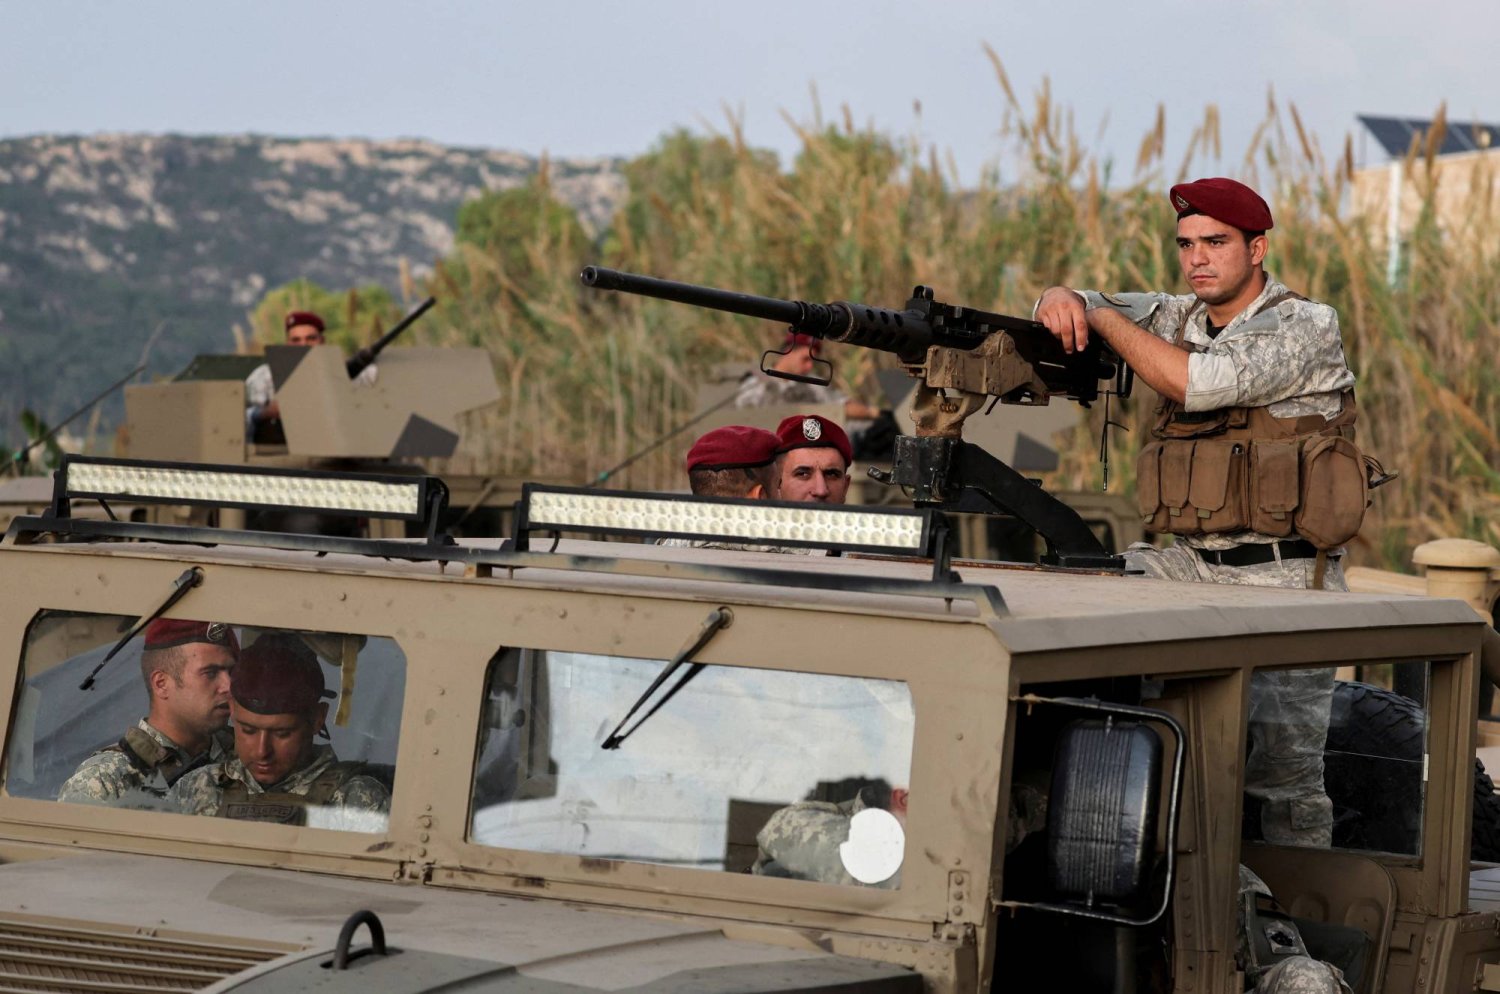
xmin=516 ymin=484 xmax=937 ymax=557
xmin=56 ymin=456 xmax=433 ymax=521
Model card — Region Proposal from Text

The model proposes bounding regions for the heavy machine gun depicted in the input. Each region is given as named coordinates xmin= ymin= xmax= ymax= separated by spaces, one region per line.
xmin=581 ymin=267 xmax=1131 ymax=570
xmin=345 ymin=296 xmax=436 ymax=379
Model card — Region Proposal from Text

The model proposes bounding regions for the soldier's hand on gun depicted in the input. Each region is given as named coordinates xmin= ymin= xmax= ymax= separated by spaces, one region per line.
xmin=1036 ymin=286 xmax=1090 ymax=354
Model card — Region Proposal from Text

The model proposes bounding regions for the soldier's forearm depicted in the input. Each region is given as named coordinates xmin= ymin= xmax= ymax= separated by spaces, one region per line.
xmin=1086 ymin=308 xmax=1188 ymax=403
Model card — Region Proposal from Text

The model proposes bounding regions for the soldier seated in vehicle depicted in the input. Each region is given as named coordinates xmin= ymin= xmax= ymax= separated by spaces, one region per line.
xmin=58 ymin=619 xmax=239 ymax=807
xmin=685 ymin=426 xmax=778 ymax=500
xmin=169 ymin=633 xmax=390 ymax=830
xmin=661 ymin=426 xmax=780 ymax=552
xmin=769 ymin=415 xmax=853 ymax=505
xmin=752 ymin=778 xmax=909 ymax=889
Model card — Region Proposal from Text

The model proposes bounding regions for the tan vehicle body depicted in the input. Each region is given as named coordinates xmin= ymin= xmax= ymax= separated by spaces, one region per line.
xmin=1 ymin=482 xmax=1498 ymax=991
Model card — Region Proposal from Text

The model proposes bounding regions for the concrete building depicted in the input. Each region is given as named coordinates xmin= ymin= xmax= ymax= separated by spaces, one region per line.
xmin=1352 ymin=115 xmax=1500 ymax=282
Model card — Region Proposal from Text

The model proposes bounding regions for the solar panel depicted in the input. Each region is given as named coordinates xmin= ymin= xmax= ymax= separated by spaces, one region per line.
xmin=1358 ymin=115 xmax=1500 ymax=159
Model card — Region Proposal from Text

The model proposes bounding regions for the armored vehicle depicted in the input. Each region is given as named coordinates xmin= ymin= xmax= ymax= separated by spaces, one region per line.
xmin=1 ymin=454 xmax=1499 ymax=992
xmin=118 ymin=342 xmax=512 ymax=536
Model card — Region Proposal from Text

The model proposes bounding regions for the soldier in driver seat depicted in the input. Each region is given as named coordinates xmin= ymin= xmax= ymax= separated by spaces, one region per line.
xmin=170 ymin=633 xmax=389 ymax=828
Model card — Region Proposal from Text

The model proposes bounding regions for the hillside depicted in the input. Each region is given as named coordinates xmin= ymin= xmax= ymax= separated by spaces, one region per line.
xmin=0 ymin=133 xmax=625 ymax=437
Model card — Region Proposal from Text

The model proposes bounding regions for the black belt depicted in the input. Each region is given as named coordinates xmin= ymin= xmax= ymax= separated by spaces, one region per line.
xmin=1197 ymin=539 xmax=1319 ymax=567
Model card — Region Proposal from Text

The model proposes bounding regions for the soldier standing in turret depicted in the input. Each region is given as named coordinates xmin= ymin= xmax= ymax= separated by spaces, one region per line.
xmin=244 ymin=310 xmax=378 ymax=443
xmin=59 ymin=619 xmax=238 ymax=806
xmin=1036 ymin=178 xmax=1367 ymax=852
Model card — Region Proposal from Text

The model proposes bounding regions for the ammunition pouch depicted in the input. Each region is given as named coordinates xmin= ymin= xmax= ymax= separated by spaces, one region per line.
xmin=1136 ymin=392 xmax=1375 ymax=551
xmin=107 ymin=725 xmax=229 ymax=790
xmin=216 ymin=761 xmax=366 ymax=825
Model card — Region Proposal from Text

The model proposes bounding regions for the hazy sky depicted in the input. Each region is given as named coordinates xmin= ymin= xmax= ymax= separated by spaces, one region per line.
xmin=3 ymin=0 xmax=1495 ymax=183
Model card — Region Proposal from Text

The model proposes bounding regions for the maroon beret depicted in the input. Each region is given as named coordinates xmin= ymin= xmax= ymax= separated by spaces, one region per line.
xmin=231 ymin=633 xmax=332 ymax=715
xmin=686 ymin=425 xmax=779 ymax=472
xmin=284 ymin=310 xmax=326 ymax=333
xmin=1169 ymin=177 xmax=1274 ymax=232
xmin=144 ymin=619 xmax=239 ymax=655
xmin=774 ymin=414 xmax=852 ymax=466
xmin=784 ymin=331 xmax=822 ymax=353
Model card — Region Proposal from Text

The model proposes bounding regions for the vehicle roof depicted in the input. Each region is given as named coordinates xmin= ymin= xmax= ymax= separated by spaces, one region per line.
xmin=6 ymin=534 xmax=1482 ymax=652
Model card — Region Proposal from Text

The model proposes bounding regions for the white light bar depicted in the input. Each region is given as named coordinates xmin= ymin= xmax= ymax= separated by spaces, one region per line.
xmin=524 ymin=490 xmax=927 ymax=551
xmin=66 ymin=461 xmax=422 ymax=517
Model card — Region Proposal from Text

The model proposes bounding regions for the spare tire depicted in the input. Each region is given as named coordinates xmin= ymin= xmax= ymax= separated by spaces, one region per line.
xmin=1325 ymin=681 xmax=1500 ymax=861
xmin=1473 ymin=759 xmax=1500 ymax=862
xmin=1324 ymin=682 xmax=1425 ymax=854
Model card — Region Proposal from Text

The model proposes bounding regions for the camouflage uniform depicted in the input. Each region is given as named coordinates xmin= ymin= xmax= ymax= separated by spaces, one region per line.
xmin=734 ymin=371 xmax=845 ymax=410
xmin=752 ymin=790 xmax=899 ymax=888
xmin=1239 ymin=866 xmax=1352 ymax=993
xmin=1083 ymin=276 xmax=1353 ymax=848
xmin=1077 ymin=275 xmax=1355 ymax=554
xmin=57 ymin=719 xmax=230 ymax=808
xmin=170 ymin=745 xmax=389 ymax=831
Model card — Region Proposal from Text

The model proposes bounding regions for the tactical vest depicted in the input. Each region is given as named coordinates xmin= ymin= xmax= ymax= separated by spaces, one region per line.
xmin=216 ymin=762 xmax=368 ymax=825
xmin=1135 ymin=293 xmax=1376 ymax=550
xmin=105 ymin=725 xmax=231 ymax=792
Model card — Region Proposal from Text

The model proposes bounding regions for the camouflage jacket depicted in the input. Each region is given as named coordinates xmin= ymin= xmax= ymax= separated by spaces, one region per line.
xmin=752 ymin=792 xmax=901 ymax=889
xmin=1074 ymin=276 xmax=1354 ymax=421
xmin=734 ymin=371 xmax=845 ymax=410
xmin=1077 ymin=276 xmax=1355 ymax=551
xmin=57 ymin=719 xmax=231 ymax=807
xmin=169 ymin=745 xmax=390 ymax=829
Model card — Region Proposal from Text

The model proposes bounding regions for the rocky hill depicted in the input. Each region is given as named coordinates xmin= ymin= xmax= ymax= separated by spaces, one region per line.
xmin=0 ymin=133 xmax=626 ymax=439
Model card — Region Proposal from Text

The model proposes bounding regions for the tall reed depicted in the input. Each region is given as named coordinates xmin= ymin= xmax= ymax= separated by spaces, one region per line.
xmin=245 ymin=64 xmax=1500 ymax=570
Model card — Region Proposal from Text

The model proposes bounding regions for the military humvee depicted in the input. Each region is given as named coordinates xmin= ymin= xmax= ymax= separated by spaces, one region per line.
xmin=2 ymin=454 xmax=1499 ymax=992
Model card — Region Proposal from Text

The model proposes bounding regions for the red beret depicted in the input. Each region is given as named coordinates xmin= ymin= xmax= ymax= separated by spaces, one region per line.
xmin=144 ymin=619 xmax=239 ymax=655
xmin=774 ymin=414 xmax=852 ymax=466
xmin=686 ymin=425 xmax=779 ymax=472
xmin=231 ymin=633 xmax=332 ymax=715
xmin=784 ymin=331 xmax=822 ymax=353
xmin=1169 ymin=177 xmax=1274 ymax=233
xmin=284 ymin=310 xmax=326 ymax=333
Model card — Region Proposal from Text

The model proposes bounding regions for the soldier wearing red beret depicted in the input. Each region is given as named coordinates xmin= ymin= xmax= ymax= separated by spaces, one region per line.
xmin=170 ymin=633 xmax=389 ymax=826
xmin=684 ymin=425 xmax=779 ymax=499
xmin=58 ymin=619 xmax=240 ymax=807
xmin=1035 ymin=177 xmax=1368 ymax=849
xmin=244 ymin=309 xmax=378 ymax=444
xmin=771 ymin=414 xmax=853 ymax=505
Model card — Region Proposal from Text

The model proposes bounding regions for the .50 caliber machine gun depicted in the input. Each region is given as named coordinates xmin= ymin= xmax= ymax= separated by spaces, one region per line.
xmin=581 ymin=266 xmax=1130 ymax=570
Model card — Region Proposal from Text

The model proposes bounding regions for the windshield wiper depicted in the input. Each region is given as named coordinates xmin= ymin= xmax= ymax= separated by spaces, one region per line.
xmin=601 ymin=606 xmax=733 ymax=750
xmin=79 ymin=567 xmax=204 ymax=690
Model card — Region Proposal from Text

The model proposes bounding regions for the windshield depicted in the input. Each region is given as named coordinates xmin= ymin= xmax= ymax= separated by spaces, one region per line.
xmin=471 ymin=648 xmax=916 ymax=888
xmin=4 ymin=610 xmax=405 ymax=834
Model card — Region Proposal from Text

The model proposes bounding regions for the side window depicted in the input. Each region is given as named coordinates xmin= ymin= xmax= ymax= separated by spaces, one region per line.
xmin=1243 ymin=661 xmax=1427 ymax=856
xmin=3 ymin=610 xmax=405 ymax=835
xmin=470 ymin=649 xmax=916 ymax=888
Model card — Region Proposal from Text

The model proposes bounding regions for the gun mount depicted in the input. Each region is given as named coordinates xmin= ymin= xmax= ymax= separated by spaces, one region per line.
xmin=581 ymin=266 xmax=1128 ymax=571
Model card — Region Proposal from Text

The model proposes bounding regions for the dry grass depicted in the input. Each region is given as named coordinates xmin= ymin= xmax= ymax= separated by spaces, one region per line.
xmin=250 ymin=63 xmax=1500 ymax=570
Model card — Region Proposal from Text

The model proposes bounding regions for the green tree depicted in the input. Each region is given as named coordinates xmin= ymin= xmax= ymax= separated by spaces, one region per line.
xmin=453 ymin=179 xmax=590 ymax=288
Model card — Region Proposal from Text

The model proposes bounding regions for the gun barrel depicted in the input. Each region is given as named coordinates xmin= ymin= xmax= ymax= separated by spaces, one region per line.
xmin=346 ymin=296 xmax=437 ymax=378
xmin=581 ymin=267 xmax=1073 ymax=368
xmin=582 ymin=267 xmax=844 ymax=336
